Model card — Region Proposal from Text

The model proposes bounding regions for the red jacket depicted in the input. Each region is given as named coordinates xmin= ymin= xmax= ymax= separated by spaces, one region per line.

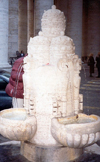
xmin=5 ymin=57 xmax=24 ymax=98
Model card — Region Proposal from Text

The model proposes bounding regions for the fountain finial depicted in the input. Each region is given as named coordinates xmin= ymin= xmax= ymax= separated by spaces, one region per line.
xmin=52 ymin=5 xmax=56 ymax=10
xmin=41 ymin=5 xmax=66 ymax=37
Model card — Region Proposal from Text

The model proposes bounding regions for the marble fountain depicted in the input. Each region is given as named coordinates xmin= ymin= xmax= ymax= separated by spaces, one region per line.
xmin=0 ymin=5 xmax=100 ymax=162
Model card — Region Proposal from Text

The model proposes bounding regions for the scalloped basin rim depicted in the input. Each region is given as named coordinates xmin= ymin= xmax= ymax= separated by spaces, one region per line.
xmin=51 ymin=113 xmax=100 ymax=148
xmin=57 ymin=113 xmax=99 ymax=125
xmin=0 ymin=108 xmax=37 ymax=141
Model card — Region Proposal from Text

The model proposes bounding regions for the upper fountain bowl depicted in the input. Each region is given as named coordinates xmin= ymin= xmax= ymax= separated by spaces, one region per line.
xmin=51 ymin=113 xmax=100 ymax=148
xmin=0 ymin=108 xmax=37 ymax=141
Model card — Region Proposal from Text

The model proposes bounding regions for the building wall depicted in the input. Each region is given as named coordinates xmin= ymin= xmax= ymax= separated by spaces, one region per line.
xmin=82 ymin=0 xmax=100 ymax=59
xmin=55 ymin=0 xmax=100 ymax=60
xmin=82 ymin=0 xmax=88 ymax=59
xmin=67 ymin=0 xmax=82 ymax=58
xmin=27 ymin=0 xmax=34 ymax=43
xmin=9 ymin=0 xmax=100 ymax=59
xmin=87 ymin=0 xmax=100 ymax=58
xmin=34 ymin=0 xmax=54 ymax=35
xmin=54 ymin=0 xmax=82 ymax=58
xmin=1 ymin=0 xmax=100 ymax=67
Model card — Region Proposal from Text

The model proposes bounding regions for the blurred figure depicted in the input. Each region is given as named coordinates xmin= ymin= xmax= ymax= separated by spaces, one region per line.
xmin=5 ymin=56 xmax=25 ymax=108
xmin=87 ymin=53 xmax=95 ymax=77
xmin=16 ymin=51 xmax=20 ymax=59
xmin=20 ymin=50 xmax=25 ymax=57
xmin=96 ymin=52 xmax=100 ymax=78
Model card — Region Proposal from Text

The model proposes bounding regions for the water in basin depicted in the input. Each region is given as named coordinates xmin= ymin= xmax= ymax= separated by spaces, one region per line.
xmin=58 ymin=115 xmax=96 ymax=125
xmin=1 ymin=111 xmax=27 ymax=121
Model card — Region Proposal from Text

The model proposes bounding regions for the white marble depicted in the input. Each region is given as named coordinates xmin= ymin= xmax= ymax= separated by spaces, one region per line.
xmin=24 ymin=5 xmax=83 ymax=145
xmin=51 ymin=114 xmax=100 ymax=148
xmin=0 ymin=108 xmax=36 ymax=141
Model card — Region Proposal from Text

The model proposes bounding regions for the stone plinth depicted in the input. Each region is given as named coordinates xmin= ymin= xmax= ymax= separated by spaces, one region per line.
xmin=21 ymin=141 xmax=83 ymax=162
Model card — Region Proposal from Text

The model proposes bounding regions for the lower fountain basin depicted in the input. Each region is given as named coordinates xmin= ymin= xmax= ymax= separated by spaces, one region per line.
xmin=0 ymin=108 xmax=37 ymax=141
xmin=51 ymin=113 xmax=100 ymax=148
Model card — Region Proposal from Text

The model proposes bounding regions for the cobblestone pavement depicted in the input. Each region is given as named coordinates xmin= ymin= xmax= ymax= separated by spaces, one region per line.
xmin=0 ymin=135 xmax=30 ymax=162
xmin=80 ymin=64 xmax=100 ymax=116
xmin=0 ymin=64 xmax=100 ymax=162
xmin=75 ymin=153 xmax=100 ymax=162
xmin=0 ymin=145 xmax=29 ymax=162
xmin=0 ymin=138 xmax=100 ymax=162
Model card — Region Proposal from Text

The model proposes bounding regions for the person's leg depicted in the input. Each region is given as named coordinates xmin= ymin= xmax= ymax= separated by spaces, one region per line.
xmin=90 ymin=74 xmax=93 ymax=77
xmin=98 ymin=67 xmax=100 ymax=77
xmin=96 ymin=67 xmax=99 ymax=77
xmin=90 ymin=67 xmax=92 ymax=77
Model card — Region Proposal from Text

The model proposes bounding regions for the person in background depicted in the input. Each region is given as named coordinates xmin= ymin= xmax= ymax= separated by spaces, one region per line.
xmin=20 ymin=50 xmax=25 ymax=57
xmin=87 ymin=53 xmax=95 ymax=77
xmin=16 ymin=51 xmax=20 ymax=59
xmin=5 ymin=56 xmax=25 ymax=108
xmin=96 ymin=52 xmax=100 ymax=78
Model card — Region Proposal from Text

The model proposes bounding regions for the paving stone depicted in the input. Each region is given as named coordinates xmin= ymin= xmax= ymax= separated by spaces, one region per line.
xmin=0 ymin=144 xmax=30 ymax=162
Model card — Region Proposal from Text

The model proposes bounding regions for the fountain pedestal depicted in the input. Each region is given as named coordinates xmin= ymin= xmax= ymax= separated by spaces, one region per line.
xmin=21 ymin=142 xmax=83 ymax=162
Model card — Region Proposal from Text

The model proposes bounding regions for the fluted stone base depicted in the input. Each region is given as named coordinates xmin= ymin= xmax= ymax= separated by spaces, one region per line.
xmin=21 ymin=141 xmax=83 ymax=162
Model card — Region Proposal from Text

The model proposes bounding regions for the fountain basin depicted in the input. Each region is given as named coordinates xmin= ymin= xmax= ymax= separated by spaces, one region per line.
xmin=0 ymin=108 xmax=37 ymax=141
xmin=51 ymin=113 xmax=100 ymax=148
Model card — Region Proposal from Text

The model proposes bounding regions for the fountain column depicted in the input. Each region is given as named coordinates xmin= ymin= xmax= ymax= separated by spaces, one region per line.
xmin=67 ymin=0 xmax=83 ymax=58
xmin=87 ymin=0 xmax=100 ymax=58
xmin=27 ymin=0 xmax=34 ymax=43
xmin=34 ymin=0 xmax=54 ymax=35
xmin=18 ymin=0 xmax=27 ymax=53
xmin=0 ymin=0 xmax=11 ymax=68
xmin=8 ymin=0 xmax=18 ymax=58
